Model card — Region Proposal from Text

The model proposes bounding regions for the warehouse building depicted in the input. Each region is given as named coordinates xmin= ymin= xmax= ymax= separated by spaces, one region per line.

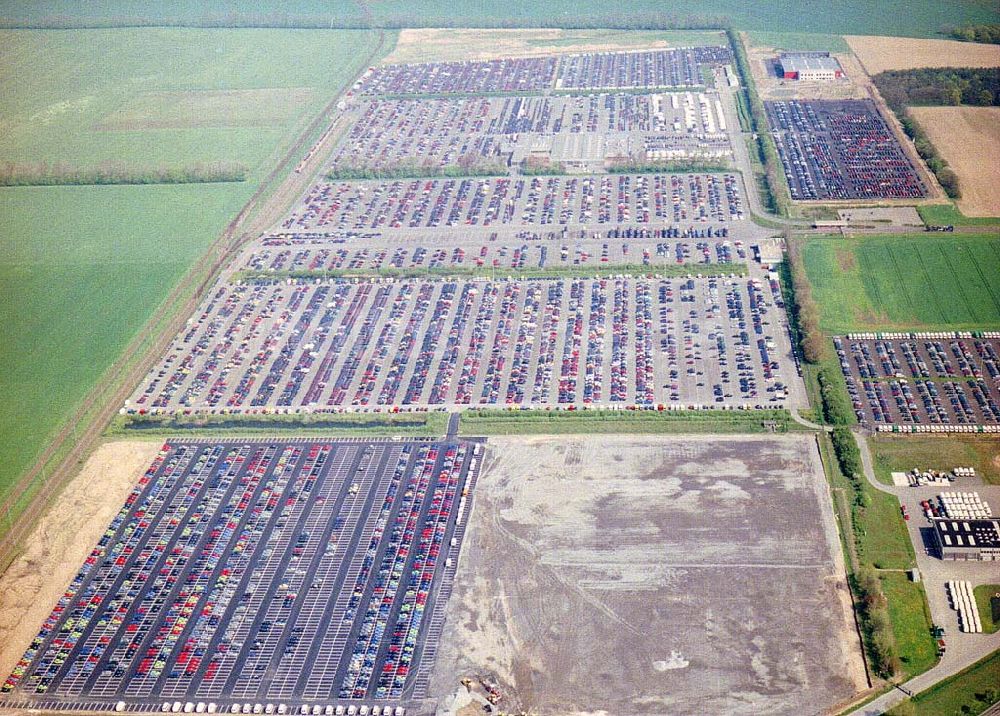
xmin=931 ymin=517 xmax=1000 ymax=561
xmin=777 ymin=53 xmax=844 ymax=81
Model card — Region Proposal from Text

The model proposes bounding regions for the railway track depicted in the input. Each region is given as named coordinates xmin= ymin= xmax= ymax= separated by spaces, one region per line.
xmin=0 ymin=29 xmax=388 ymax=574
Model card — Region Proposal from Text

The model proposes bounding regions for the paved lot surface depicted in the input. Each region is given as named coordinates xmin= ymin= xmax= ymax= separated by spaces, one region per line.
xmin=765 ymin=99 xmax=926 ymax=200
xmin=836 ymin=336 xmax=1000 ymax=427
xmin=236 ymin=237 xmax=747 ymax=274
xmin=280 ymin=173 xmax=746 ymax=233
xmin=2 ymin=439 xmax=482 ymax=711
xmin=127 ymin=275 xmax=801 ymax=413
xmin=355 ymin=48 xmax=732 ymax=96
xmin=328 ymin=93 xmax=731 ymax=173
xmin=428 ymin=435 xmax=866 ymax=716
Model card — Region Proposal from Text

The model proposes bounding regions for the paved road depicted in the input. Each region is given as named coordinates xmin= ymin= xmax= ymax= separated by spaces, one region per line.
xmin=846 ymin=431 xmax=1000 ymax=715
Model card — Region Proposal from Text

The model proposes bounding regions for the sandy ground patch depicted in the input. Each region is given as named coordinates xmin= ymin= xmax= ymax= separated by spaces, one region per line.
xmin=430 ymin=434 xmax=866 ymax=716
xmin=847 ymin=36 xmax=1000 ymax=75
xmin=384 ymin=28 xmax=725 ymax=64
xmin=0 ymin=440 xmax=161 ymax=682
xmin=911 ymin=106 xmax=1000 ymax=217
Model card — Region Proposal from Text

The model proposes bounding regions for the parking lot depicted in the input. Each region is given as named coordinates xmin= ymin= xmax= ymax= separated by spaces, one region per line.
xmin=328 ymin=92 xmax=731 ymax=173
xmin=126 ymin=275 xmax=799 ymax=414
xmin=236 ymin=237 xmax=745 ymax=275
xmin=281 ymin=173 xmax=745 ymax=232
xmin=765 ymin=99 xmax=926 ymax=200
xmin=835 ymin=335 xmax=1000 ymax=427
xmin=2 ymin=438 xmax=482 ymax=708
xmin=356 ymin=48 xmax=731 ymax=97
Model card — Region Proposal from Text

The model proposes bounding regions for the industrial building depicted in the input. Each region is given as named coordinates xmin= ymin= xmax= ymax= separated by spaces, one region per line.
xmin=777 ymin=53 xmax=844 ymax=81
xmin=931 ymin=517 xmax=1000 ymax=561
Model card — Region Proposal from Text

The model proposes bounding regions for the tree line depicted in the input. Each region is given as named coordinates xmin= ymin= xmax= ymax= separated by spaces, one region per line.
xmin=944 ymin=23 xmax=1000 ymax=44
xmin=726 ymin=28 xmax=791 ymax=217
xmin=874 ymin=67 xmax=1000 ymax=199
xmin=0 ymin=160 xmax=247 ymax=186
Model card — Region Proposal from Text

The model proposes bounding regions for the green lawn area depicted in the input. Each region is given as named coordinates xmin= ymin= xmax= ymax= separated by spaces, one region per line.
xmin=974 ymin=584 xmax=1000 ymax=634
xmin=890 ymin=650 xmax=1000 ymax=716
xmin=108 ymin=411 xmax=449 ymax=438
xmin=871 ymin=435 xmax=1000 ymax=486
xmin=917 ymin=204 xmax=1000 ymax=227
xmin=0 ymin=27 xmax=389 ymax=509
xmin=880 ymin=571 xmax=937 ymax=679
xmin=801 ymin=235 xmax=1000 ymax=333
xmin=2 ymin=0 xmax=999 ymax=37
xmin=459 ymin=408 xmax=796 ymax=435
xmin=746 ymin=31 xmax=850 ymax=53
xmin=853 ymin=480 xmax=915 ymax=571
xmin=0 ymin=28 xmax=382 ymax=174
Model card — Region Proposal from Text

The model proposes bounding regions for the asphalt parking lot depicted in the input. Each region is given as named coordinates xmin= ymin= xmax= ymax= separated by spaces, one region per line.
xmin=328 ymin=92 xmax=731 ymax=173
xmin=765 ymin=99 xmax=925 ymax=200
xmin=236 ymin=238 xmax=745 ymax=275
xmin=281 ymin=173 xmax=746 ymax=232
xmin=356 ymin=48 xmax=732 ymax=97
xmin=127 ymin=275 xmax=800 ymax=414
xmin=836 ymin=335 xmax=1000 ymax=426
xmin=3 ymin=439 xmax=482 ymax=709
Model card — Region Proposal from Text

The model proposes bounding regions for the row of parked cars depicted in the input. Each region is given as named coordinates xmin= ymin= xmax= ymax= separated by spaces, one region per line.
xmin=836 ymin=337 xmax=1000 ymax=425
xmin=129 ymin=276 xmax=792 ymax=415
xmin=283 ymin=173 xmax=745 ymax=232
xmin=239 ymin=239 xmax=741 ymax=277
xmin=766 ymin=99 xmax=925 ymax=200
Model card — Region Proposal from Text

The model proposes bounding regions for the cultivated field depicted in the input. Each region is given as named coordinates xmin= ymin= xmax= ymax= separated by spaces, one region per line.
xmin=910 ymin=106 xmax=1000 ymax=217
xmin=384 ymin=28 xmax=726 ymax=64
xmin=846 ymin=36 xmax=1000 ymax=75
xmin=0 ymin=27 xmax=390 ymax=510
xmin=2 ymin=0 xmax=999 ymax=37
xmin=801 ymin=235 xmax=1000 ymax=332
xmin=428 ymin=435 xmax=866 ymax=715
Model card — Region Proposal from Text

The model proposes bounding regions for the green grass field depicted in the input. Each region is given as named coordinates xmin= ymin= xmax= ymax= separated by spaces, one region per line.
xmin=458 ymin=408 xmax=796 ymax=435
xmin=871 ymin=435 xmax=1000 ymax=486
xmin=889 ymin=650 xmax=1000 ymax=716
xmin=746 ymin=32 xmax=850 ymax=53
xmin=2 ymin=0 xmax=998 ymax=37
xmin=974 ymin=584 xmax=1000 ymax=634
xmin=880 ymin=571 xmax=937 ymax=679
xmin=801 ymin=235 xmax=1000 ymax=333
xmin=918 ymin=204 xmax=1000 ymax=227
xmin=0 ymin=29 xmax=381 ymax=173
xmin=0 ymin=27 xmax=389 ymax=507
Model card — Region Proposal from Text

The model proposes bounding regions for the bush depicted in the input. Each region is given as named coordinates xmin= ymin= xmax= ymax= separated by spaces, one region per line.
xmin=785 ymin=243 xmax=825 ymax=364
xmin=831 ymin=427 xmax=862 ymax=478
xmin=819 ymin=370 xmax=854 ymax=425
xmin=0 ymin=160 xmax=247 ymax=186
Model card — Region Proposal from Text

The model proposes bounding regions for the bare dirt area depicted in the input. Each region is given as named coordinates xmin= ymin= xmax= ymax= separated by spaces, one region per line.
xmin=846 ymin=36 xmax=1000 ymax=74
xmin=911 ymin=106 xmax=1000 ymax=217
xmin=0 ymin=440 xmax=160 ymax=682
xmin=384 ymin=28 xmax=725 ymax=64
xmin=429 ymin=434 xmax=866 ymax=716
